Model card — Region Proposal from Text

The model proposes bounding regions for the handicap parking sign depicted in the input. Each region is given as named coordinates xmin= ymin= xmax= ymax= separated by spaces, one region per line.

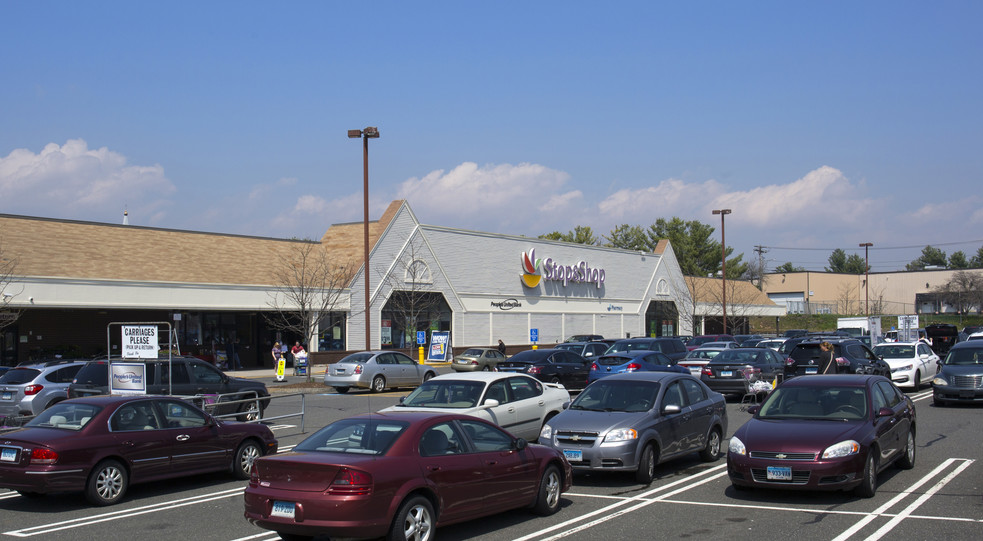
xmin=417 ymin=331 xmax=426 ymax=345
xmin=530 ymin=328 xmax=539 ymax=342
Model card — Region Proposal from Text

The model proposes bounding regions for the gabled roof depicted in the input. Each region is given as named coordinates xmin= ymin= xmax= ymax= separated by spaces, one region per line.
xmin=0 ymin=200 xmax=404 ymax=286
xmin=686 ymin=275 xmax=777 ymax=306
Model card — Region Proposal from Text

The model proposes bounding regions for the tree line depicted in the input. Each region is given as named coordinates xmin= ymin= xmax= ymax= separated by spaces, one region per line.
xmin=774 ymin=245 xmax=983 ymax=275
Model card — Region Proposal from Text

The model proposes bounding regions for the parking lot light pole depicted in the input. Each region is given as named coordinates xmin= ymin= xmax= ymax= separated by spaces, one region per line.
xmin=349 ymin=127 xmax=380 ymax=350
xmin=860 ymin=242 xmax=873 ymax=315
xmin=712 ymin=209 xmax=732 ymax=334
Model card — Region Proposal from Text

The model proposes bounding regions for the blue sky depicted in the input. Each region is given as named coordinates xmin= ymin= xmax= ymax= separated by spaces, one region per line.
xmin=2 ymin=1 xmax=981 ymax=272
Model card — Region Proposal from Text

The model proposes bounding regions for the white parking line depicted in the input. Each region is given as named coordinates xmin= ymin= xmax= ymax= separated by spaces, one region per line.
xmin=4 ymin=488 xmax=244 ymax=537
xmin=832 ymin=457 xmax=974 ymax=541
xmin=909 ymin=390 xmax=934 ymax=402
xmin=512 ymin=463 xmax=728 ymax=541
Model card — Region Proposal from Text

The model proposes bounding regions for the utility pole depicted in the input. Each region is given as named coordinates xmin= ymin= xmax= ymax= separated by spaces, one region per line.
xmin=753 ymin=245 xmax=768 ymax=288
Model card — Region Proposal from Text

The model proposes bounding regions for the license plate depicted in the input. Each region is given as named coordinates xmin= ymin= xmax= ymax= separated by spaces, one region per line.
xmin=688 ymin=368 xmax=701 ymax=376
xmin=959 ymin=390 xmax=975 ymax=398
xmin=271 ymin=500 xmax=296 ymax=519
xmin=721 ymin=371 xmax=733 ymax=377
xmin=563 ymin=449 xmax=583 ymax=461
xmin=1 ymin=392 xmax=11 ymax=400
xmin=766 ymin=466 xmax=792 ymax=481
xmin=805 ymin=367 xmax=818 ymax=375
xmin=1 ymin=448 xmax=17 ymax=462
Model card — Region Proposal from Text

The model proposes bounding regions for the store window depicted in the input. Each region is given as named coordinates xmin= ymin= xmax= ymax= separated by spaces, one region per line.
xmin=318 ymin=312 xmax=347 ymax=350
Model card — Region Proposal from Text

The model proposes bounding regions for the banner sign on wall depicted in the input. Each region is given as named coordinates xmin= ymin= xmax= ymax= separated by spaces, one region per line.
xmin=427 ymin=331 xmax=450 ymax=362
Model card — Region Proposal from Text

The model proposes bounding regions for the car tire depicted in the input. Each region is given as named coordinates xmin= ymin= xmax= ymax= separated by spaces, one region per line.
xmin=371 ymin=376 xmax=386 ymax=393
xmin=233 ymin=439 xmax=262 ymax=479
xmin=913 ymin=370 xmax=921 ymax=391
xmin=531 ymin=465 xmax=562 ymax=516
xmin=854 ymin=451 xmax=878 ymax=498
xmin=236 ymin=400 xmax=263 ymax=422
xmin=423 ymin=371 xmax=436 ymax=382
xmin=635 ymin=443 xmax=657 ymax=484
xmin=334 ymin=386 xmax=350 ymax=394
xmin=549 ymin=376 xmax=561 ymax=385
xmin=896 ymin=428 xmax=916 ymax=470
xmin=730 ymin=482 xmax=750 ymax=492
xmin=86 ymin=459 xmax=128 ymax=506
xmin=390 ymin=495 xmax=435 ymax=541
xmin=481 ymin=365 xmax=491 ymax=372
xmin=699 ymin=427 xmax=722 ymax=462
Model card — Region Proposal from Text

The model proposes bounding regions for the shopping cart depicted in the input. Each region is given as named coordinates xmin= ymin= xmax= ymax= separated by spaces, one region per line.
xmin=293 ymin=352 xmax=308 ymax=376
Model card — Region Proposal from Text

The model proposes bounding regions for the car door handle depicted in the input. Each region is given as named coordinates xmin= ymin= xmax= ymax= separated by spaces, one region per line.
xmin=486 ymin=460 xmax=498 ymax=466
xmin=176 ymin=435 xmax=190 ymax=441
xmin=427 ymin=465 xmax=441 ymax=472
xmin=538 ymin=400 xmax=545 ymax=406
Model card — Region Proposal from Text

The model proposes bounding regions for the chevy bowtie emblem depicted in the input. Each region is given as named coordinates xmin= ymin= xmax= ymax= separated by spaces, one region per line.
xmin=571 ymin=435 xmax=581 ymax=441
xmin=776 ymin=453 xmax=787 ymax=459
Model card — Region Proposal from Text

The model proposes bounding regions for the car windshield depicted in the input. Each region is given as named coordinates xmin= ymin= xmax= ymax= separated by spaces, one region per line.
xmin=399 ymin=380 xmax=485 ymax=408
xmin=461 ymin=349 xmax=485 ymax=357
xmin=758 ymin=386 xmax=867 ymax=421
xmin=607 ymin=341 xmax=654 ymax=353
xmin=570 ymin=380 xmax=660 ymax=412
xmin=873 ymin=345 xmax=915 ymax=358
xmin=686 ymin=350 xmax=721 ymax=360
xmin=554 ymin=344 xmax=580 ymax=352
xmin=295 ymin=418 xmax=409 ymax=455
xmin=25 ymin=403 xmax=102 ymax=430
xmin=0 ymin=368 xmax=41 ymax=384
xmin=944 ymin=348 xmax=983 ymax=365
xmin=338 ymin=353 xmax=374 ymax=364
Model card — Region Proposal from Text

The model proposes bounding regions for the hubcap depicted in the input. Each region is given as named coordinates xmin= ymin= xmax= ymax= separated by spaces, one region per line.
xmin=709 ymin=432 xmax=720 ymax=456
xmin=97 ymin=466 xmax=123 ymax=501
xmin=241 ymin=445 xmax=259 ymax=473
xmin=404 ymin=504 xmax=432 ymax=541
xmin=545 ymin=471 xmax=560 ymax=508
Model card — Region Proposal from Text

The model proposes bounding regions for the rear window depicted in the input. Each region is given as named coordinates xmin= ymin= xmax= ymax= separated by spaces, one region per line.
xmin=789 ymin=344 xmax=823 ymax=363
xmin=462 ymin=349 xmax=485 ymax=356
xmin=295 ymin=418 xmax=409 ymax=455
xmin=338 ymin=353 xmax=374 ymax=364
xmin=597 ymin=355 xmax=632 ymax=366
xmin=0 ymin=368 xmax=41 ymax=384
xmin=709 ymin=350 xmax=761 ymax=365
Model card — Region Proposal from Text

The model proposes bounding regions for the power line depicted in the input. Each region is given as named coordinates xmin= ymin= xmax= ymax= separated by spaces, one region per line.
xmin=764 ymin=239 xmax=983 ymax=251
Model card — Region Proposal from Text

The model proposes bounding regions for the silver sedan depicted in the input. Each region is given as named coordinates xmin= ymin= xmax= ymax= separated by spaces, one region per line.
xmin=323 ymin=351 xmax=438 ymax=393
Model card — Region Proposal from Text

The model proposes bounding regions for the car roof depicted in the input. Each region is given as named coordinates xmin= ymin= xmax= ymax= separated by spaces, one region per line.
xmin=428 ymin=372 xmax=516 ymax=383
xmin=873 ymin=341 xmax=919 ymax=346
xmin=596 ymin=371 xmax=689 ymax=383
xmin=950 ymin=341 xmax=983 ymax=351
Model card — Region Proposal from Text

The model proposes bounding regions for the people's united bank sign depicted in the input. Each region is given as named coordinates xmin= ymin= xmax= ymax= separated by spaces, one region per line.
xmin=520 ymin=248 xmax=605 ymax=289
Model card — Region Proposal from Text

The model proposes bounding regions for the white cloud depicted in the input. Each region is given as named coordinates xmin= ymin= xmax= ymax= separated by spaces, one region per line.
xmin=396 ymin=162 xmax=580 ymax=231
xmin=0 ymin=139 xmax=175 ymax=221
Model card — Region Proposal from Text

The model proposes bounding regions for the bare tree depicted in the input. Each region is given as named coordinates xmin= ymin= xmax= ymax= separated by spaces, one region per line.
xmin=932 ymin=270 xmax=983 ymax=314
xmin=267 ymin=242 xmax=358 ymax=380
xmin=1 ymin=236 xmax=21 ymax=331
xmin=674 ymin=276 xmax=712 ymax=336
xmin=704 ymin=278 xmax=771 ymax=334
xmin=836 ymin=282 xmax=860 ymax=315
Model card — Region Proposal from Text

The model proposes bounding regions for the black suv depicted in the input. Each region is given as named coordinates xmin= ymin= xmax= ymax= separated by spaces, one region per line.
xmin=605 ymin=337 xmax=689 ymax=362
xmin=68 ymin=356 xmax=270 ymax=421
xmin=784 ymin=338 xmax=890 ymax=378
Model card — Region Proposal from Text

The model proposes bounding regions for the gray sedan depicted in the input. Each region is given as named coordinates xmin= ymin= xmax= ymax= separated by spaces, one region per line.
xmin=323 ymin=351 xmax=438 ymax=393
xmin=538 ymin=371 xmax=727 ymax=483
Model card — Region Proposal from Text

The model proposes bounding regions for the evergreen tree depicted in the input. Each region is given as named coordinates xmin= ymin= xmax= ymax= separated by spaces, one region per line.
xmin=949 ymin=251 xmax=969 ymax=269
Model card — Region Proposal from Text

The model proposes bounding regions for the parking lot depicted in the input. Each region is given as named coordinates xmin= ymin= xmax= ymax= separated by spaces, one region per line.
xmin=1 ymin=378 xmax=980 ymax=541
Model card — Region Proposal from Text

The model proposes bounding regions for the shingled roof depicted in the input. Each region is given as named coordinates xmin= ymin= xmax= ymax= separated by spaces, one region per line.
xmin=0 ymin=200 xmax=405 ymax=287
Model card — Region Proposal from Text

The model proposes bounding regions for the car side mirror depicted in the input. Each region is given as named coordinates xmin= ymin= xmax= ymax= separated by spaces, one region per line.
xmin=662 ymin=404 xmax=682 ymax=415
xmin=513 ymin=438 xmax=528 ymax=451
xmin=876 ymin=407 xmax=894 ymax=418
xmin=482 ymin=399 xmax=500 ymax=408
xmin=399 ymin=396 xmax=406 ymax=404
xmin=562 ymin=401 xmax=571 ymax=410
xmin=747 ymin=405 xmax=760 ymax=415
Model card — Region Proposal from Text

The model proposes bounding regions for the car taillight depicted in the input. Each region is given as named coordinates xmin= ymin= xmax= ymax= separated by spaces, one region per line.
xmin=30 ymin=448 xmax=58 ymax=465
xmin=590 ymin=363 xmax=599 ymax=372
xmin=328 ymin=468 xmax=372 ymax=495
xmin=626 ymin=362 xmax=642 ymax=372
xmin=702 ymin=366 xmax=712 ymax=376
xmin=24 ymin=384 xmax=44 ymax=396
xmin=527 ymin=366 xmax=542 ymax=374
xmin=353 ymin=364 xmax=363 ymax=375
xmin=470 ymin=360 xmax=478 ymax=365
xmin=835 ymin=356 xmax=849 ymax=366
xmin=785 ymin=357 xmax=795 ymax=365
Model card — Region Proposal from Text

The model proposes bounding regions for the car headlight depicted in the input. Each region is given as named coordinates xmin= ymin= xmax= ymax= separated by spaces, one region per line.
xmin=892 ymin=364 xmax=913 ymax=373
xmin=603 ymin=428 xmax=638 ymax=443
xmin=932 ymin=376 xmax=947 ymax=386
xmin=728 ymin=436 xmax=746 ymax=456
xmin=822 ymin=440 xmax=860 ymax=459
xmin=539 ymin=424 xmax=553 ymax=440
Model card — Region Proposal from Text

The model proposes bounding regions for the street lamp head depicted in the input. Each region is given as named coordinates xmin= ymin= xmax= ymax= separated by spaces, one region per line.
xmin=859 ymin=242 xmax=873 ymax=248
xmin=348 ymin=127 xmax=381 ymax=139
xmin=712 ymin=209 xmax=732 ymax=216
xmin=347 ymin=129 xmax=362 ymax=139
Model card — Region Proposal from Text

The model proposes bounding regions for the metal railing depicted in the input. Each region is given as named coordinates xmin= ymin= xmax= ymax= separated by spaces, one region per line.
xmin=190 ymin=391 xmax=306 ymax=433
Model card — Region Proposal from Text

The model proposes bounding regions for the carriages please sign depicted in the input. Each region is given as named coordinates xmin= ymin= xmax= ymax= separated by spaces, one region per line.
xmin=122 ymin=325 xmax=159 ymax=359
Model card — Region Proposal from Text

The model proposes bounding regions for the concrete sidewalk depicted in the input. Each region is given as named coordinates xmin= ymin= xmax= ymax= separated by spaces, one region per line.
xmin=224 ymin=362 xmax=451 ymax=380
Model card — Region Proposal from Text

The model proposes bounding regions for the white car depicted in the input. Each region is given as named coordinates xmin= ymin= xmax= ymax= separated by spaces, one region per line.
xmin=871 ymin=341 xmax=940 ymax=390
xmin=379 ymin=372 xmax=570 ymax=441
xmin=967 ymin=332 xmax=983 ymax=341
xmin=677 ymin=347 xmax=729 ymax=377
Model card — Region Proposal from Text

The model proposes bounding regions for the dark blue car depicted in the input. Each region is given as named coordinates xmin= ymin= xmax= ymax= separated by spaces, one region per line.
xmin=587 ymin=350 xmax=688 ymax=384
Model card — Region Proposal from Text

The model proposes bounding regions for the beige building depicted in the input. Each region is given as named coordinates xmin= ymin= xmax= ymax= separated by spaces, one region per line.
xmin=761 ymin=269 xmax=983 ymax=316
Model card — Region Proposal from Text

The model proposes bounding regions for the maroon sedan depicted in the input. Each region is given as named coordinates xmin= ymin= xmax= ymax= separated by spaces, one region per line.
xmin=727 ymin=375 xmax=916 ymax=497
xmin=244 ymin=411 xmax=572 ymax=541
xmin=0 ymin=395 xmax=277 ymax=505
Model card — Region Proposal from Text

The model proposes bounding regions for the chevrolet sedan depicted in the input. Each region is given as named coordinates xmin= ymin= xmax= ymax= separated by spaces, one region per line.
xmin=728 ymin=375 xmax=915 ymax=497
xmin=380 ymin=372 xmax=569 ymax=441
xmin=244 ymin=411 xmax=571 ymax=541
xmin=0 ymin=395 xmax=277 ymax=505
xmin=539 ymin=372 xmax=727 ymax=483
xmin=324 ymin=351 xmax=438 ymax=393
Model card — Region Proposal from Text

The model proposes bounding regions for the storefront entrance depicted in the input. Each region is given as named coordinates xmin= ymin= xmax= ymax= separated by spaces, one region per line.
xmin=644 ymin=301 xmax=679 ymax=337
